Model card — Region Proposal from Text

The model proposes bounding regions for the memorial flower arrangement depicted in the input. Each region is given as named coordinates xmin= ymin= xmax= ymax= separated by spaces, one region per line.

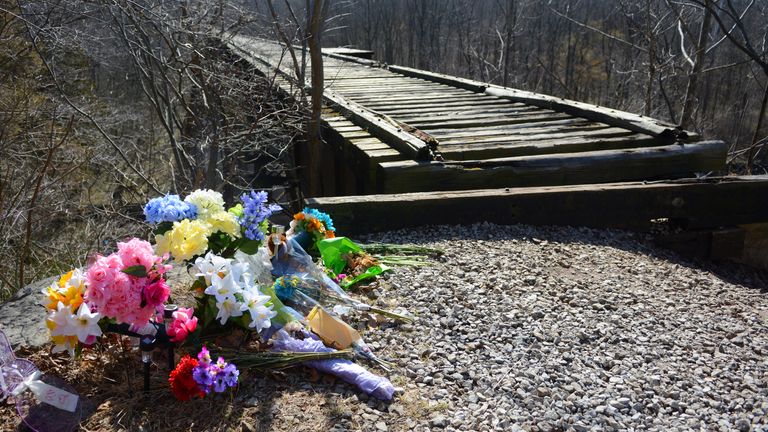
xmin=38 ymin=188 xmax=439 ymax=406
xmin=42 ymin=239 xmax=171 ymax=357
xmin=147 ymin=189 xmax=281 ymax=262
xmin=287 ymin=207 xmax=335 ymax=251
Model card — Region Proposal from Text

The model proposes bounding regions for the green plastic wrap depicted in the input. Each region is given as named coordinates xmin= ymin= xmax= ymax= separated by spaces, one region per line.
xmin=318 ymin=237 xmax=364 ymax=274
xmin=340 ymin=264 xmax=388 ymax=289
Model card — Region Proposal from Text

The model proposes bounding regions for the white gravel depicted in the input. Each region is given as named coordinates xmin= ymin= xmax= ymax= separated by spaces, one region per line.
xmin=340 ymin=223 xmax=768 ymax=432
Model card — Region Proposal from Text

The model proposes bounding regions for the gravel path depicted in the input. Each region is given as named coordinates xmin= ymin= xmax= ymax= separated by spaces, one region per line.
xmin=347 ymin=223 xmax=768 ymax=432
xmin=2 ymin=223 xmax=767 ymax=431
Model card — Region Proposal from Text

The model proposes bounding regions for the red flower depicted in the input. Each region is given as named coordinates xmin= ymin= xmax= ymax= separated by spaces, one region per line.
xmin=169 ymin=355 xmax=204 ymax=401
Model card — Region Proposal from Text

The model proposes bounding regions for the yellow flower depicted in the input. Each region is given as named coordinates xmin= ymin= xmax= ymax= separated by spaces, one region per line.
xmin=42 ymin=269 xmax=85 ymax=311
xmin=204 ymin=211 xmax=241 ymax=238
xmin=46 ymin=319 xmax=78 ymax=356
xmin=156 ymin=219 xmax=210 ymax=261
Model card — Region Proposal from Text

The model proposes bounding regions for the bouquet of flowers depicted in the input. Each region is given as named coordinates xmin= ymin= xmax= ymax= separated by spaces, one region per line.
xmin=145 ymin=189 xmax=281 ymax=262
xmin=42 ymin=239 xmax=171 ymax=356
xmin=169 ymin=346 xmax=239 ymax=401
xmin=189 ymin=251 xmax=302 ymax=336
xmin=287 ymin=207 xmax=335 ymax=252
xmin=40 ymin=190 xmax=404 ymax=402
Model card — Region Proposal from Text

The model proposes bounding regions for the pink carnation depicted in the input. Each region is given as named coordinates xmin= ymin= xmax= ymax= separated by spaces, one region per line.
xmin=144 ymin=279 xmax=170 ymax=308
xmin=167 ymin=308 xmax=198 ymax=343
xmin=117 ymin=238 xmax=163 ymax=275
xmin=85 ymin=255 xmax=120 ymax=311
xmin=84 ymin=245 xmax=168 ymax=328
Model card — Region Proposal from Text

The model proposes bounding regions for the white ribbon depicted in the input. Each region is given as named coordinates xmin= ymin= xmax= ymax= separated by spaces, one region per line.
xmin=9 ymin=370 xmax=79 ymax=413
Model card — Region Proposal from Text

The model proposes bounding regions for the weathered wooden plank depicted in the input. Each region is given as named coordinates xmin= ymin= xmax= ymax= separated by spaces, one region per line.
xmin=306 ymin=176 xmax=768 ymax=235
xmin=337 ymin=130 xmax=372 ymax=140
xmin=324 ymin=90 xmax=431 ymax=160
xmin=438 ymin=134 xmax=659 ymax=161
xmin=349 ymin=94 xmax=495 ymax=105
xmin=387 ymin=64 xmax=489 ymax=93
xmin=425 ymin=118 xmax=598 ymax=136
xmin=364 ymin=149 xmax=405 ymax=162
xmin=337 ymin=89 xmax=473 ymax=98
xmin=331 ymin=83 xmax=457 ymax=91
xmin=390 ymin=105 xmax=545 ymax=120
xmin=347 ymin=89 xmax=485 ymax=99
xmin=328 ymin=80 xmax=428 ymax=88
xmin=436 ymin=126 xmax=630 ymax=145
xmin=377 ymin=141 xmax=727 ymax=193
xmin=433 ymin=121 xmax=602 ymax=141
xmin=360 ymin=99 xmax=514 ymax=111
xmin=412 ymin=112 xmax=575 ymax=130
xmin=378 ymin=104 xmax=531 ymax=117
xmin=392 ymin=107 xmax=554 ymax=124
xmin=386 ymin=63 xmax=696 ymax=142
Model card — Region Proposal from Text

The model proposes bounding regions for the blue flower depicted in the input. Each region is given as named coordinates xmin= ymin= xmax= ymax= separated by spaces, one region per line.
xmin=143 ymin=194 xmax=197 ymax=224
xmin=239 ymin=191 xmax=281 ymax=241
xmin=274 ymin=276 xmax=299 ymax=302
xmin=303 ymin=207 xmax=335 ymax=232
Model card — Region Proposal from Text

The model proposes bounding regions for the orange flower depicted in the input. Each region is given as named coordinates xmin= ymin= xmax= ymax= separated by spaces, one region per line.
xmin=326 ymin=230 xmax=335 ymax=239
xmin=293 ymin=212 xmax=306 ymax=221
xmin=307 ymin=218 xmax=323 ymax=232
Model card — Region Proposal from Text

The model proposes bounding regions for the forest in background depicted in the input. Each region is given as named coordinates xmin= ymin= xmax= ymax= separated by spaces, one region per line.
xmin=313 ymin=0 xmax=768 ymax=166
xmin=2 ymin=0 xmax=768 ymax=299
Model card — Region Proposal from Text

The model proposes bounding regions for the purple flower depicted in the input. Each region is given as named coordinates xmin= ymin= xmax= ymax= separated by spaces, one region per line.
xmin=221 ymin=362 xmax=239 ymax=387
xmin=239 ymin=191 xmax=281 ymax=241
xmin=192 ymin=366 xmax=215 ymax=392
xmin=191 ymin=347 xmax=238 ymax=395
xmin=197 ymin=346 xmax=212 ymax=366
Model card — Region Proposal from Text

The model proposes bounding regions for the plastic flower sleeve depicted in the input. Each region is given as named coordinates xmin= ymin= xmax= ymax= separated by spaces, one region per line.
xmin=271 ymin=330 xmax=394 ymax=400
xmin=271 ymin=238 xmax=349 ymax=299
xmin=0 ymin=330 xmax=81 ymax=432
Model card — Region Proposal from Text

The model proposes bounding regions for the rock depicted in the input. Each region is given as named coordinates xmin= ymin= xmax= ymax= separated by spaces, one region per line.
xmin=735 ymin=419 xmax=751 ymax=432
xmin=0 ymin=276 xmax=55 ymax=349
xmin=430 ymin=415 xmax=448 ymax=428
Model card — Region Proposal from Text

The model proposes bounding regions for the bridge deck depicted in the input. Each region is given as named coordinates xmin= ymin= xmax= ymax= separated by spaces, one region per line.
xmin=227 ymin=36 xmax=725 ymax=195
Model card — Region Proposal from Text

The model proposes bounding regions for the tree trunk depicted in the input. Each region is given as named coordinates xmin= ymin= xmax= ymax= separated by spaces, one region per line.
xmin=680 ymin=0 xmax=712 ymax=129
xmin=746 ymin=80 xmax=768 ymax=174
xmin=306 ymin=0 xmax=325 ymax=197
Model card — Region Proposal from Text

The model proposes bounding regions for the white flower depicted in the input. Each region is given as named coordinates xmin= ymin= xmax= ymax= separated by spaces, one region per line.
xmin=205 ymin=273 xmax=240 ymax=302
xmin=215 ymin=296 xmax=243 ymax=325
xmin=228 ymin=261 xmax=251 ymax=285
xmin=68 ymin=268 xmax=86 ymax=289
xmin=184 ymin=189 xmax=225 ymax=220
xmin=68 ymin=302 xmax=102 ymax=343
xmin=234 ymin=247 xmax=274 ymax=285
xmin=240 ymin=289 xmax=276 ymax=332
xmin=51 ymin=337 xmax=76 ymax=357
xmin=49 ymin=302 xmax=75 ymax=337
xmin=193 ymin=252 xmax=231 ymax=285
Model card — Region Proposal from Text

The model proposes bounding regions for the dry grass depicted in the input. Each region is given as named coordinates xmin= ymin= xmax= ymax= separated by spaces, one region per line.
xmin=0 ymin=340 xmax=380 ymax=432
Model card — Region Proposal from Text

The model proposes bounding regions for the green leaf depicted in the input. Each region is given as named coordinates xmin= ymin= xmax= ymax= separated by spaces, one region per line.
xmin=122 ymin=265 xmax=148 ymax=277
xmin=208 ymin=231 xmax=231 ymax=254
xmin=190 ymin=277 xmax=207 ymax=292
xmin=238 ymin=239 xmax=262 ymax=255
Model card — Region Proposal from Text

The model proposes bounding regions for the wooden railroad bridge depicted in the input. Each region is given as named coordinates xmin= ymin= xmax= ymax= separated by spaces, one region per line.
xmin=227 ymin=36 xmax=768 ymax=264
